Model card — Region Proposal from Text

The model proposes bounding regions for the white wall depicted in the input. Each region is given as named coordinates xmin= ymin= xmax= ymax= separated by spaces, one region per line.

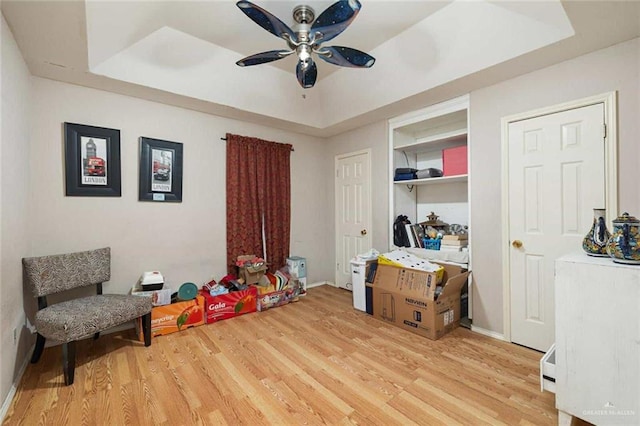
xmin=0 ymin=13 xmax=32 ymax=414
xmin=0 ymin=17 xmax=332 ymax=411
xmin=469 ymin=37 xmax=639 ymax=334
xmin=2 ymin=16 xmax=637 ymax=413
xmin=327 ymin=120 xmax=389 ymax=254
xmin=28 ymin=78 xmax=332 ymax=295
xmin=327 ymin=37 xmax=639 ymax=337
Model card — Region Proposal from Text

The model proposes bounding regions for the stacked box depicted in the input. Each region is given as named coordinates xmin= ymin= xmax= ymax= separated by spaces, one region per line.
xmin=237 ymin=255 xmax=268 ymax=284
xmin=286 ymin=256 xmax=307 ymax=293
xmin=131 ymin=287 xmax=173 ymax=306
xmin=254 ymin=279 xmax=303 ymax=311
xmin=286 ymin=256 xmax=306 ymax=277
xmin=136 ymin=295 xmax=205 ymax=341
xmin=372 ymin=262 xmax=469 ymax=340
xmin=199 ymin=287 xmax=257 ymax=324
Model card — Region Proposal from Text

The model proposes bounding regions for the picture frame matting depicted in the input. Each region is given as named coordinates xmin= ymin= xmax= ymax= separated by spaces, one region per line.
xmin=138 ymin=137 xmax=183 ymax=203
xmin=64 ymin=122 xmax=121 ymax=197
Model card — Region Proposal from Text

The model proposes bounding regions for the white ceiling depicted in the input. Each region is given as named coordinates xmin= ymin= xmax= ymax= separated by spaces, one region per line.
xmin=2 ymin=1 xmax=639 ymax=137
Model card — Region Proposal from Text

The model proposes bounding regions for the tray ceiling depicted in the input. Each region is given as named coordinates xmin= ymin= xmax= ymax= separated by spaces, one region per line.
xmin=2 ymin=1 xmax=639 ymax=136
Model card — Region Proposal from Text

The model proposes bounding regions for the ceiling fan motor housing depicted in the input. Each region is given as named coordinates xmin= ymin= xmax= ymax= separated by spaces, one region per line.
xmin=293 ymin=5 xmax=315 ymax=24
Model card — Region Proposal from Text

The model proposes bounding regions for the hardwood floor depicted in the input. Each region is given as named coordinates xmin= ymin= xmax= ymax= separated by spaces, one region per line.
xmin=3 ymin=285 xmax=557 ymax=425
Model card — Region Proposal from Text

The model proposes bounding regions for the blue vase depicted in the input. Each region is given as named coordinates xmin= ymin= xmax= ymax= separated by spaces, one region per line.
xmin=582 ymin=208 xmax=610 ymax=257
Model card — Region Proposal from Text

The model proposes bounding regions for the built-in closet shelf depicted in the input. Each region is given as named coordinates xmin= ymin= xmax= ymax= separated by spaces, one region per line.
xmin=388 ymin=94 xmax=470 ymax=256
xmin=389 ymin=95 xmax=472 ymax=318
xmin=394 ymin=129 xmax=467 ymax=154
xmin=394 ymin=174 xmax=467 ymax=186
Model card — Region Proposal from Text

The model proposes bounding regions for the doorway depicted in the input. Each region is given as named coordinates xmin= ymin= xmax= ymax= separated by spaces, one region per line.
xmin=335 ymin=150 xmax=372 ymax=289
xmin=502 ymin=93 xmax=618 ymax=352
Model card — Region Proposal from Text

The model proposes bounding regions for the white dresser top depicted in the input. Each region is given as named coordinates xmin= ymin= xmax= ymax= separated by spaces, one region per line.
xmin=557 ymin=251 xmax=640 ymax=270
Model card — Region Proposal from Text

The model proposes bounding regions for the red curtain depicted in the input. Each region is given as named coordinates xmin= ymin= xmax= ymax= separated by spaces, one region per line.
xmin=226 ymin=133 xmax=292 ymax=274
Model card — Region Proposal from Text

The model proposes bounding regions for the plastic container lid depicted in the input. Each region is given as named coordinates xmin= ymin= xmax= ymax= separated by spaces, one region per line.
xmin=177 ymin=282 xmax=198 ymax=301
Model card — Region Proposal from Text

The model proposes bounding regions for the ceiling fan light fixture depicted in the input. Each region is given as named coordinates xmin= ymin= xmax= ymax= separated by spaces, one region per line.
xmin=297 ymin=45 xmax=312 ymax=67
xmin=235 ymin=0 xmax=375 ymax=89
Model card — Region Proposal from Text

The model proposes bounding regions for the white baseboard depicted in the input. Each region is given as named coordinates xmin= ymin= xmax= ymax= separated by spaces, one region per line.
xmin=307 ymin=281 xmax=332 ymax=289
xmin=0 ymin=353 xmax=29 ymax=423
xmin=471 ymin=325 xmax=506 ymax=341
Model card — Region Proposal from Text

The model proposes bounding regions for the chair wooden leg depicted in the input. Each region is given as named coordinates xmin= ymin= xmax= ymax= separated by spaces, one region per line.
xmin=31 ymin=333 xmax=46 ymax=363
xmin=142 ymin=313 xmax=152 ymax=347
xmin=62 ymin=341 xmax=76 ymax=386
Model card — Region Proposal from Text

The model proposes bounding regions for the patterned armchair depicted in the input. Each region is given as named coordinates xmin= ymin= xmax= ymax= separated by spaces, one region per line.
xmin=22 ymin=247 xmax=152 ymax=385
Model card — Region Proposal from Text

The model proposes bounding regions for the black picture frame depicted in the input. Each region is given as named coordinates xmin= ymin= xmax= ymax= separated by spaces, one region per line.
xmin=139 ymin=137 xmax=183 ymax=202
xmin=64 ymin=122 xmax=121 ymax=197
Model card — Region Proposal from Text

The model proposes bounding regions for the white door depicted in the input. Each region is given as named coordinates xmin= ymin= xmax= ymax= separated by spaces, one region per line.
xmin=335 ymin=150 xmax=372 ymax=289
xmin=508 ymin=104 xmax=605 ymax=352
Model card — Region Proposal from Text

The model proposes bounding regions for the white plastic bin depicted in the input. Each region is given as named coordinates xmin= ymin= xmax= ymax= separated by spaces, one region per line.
xmin=350 ymin=259 xmax=367 ymax=311
xmin=286 ymin=256 xmax=306 ymax=278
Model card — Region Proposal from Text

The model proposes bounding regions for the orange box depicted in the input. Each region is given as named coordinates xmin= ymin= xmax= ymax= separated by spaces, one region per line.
xmin=137 ymin=295 xmax=205 ymax=340
xmin=199 ymin=287 xmax=257 ymax=324
xmin=442 ymin=145 xmax=468 ymax=176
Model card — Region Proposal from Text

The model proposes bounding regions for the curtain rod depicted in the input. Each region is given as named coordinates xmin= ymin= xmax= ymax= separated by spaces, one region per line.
xmin=220 ymin=137 xmax=294 ymax=151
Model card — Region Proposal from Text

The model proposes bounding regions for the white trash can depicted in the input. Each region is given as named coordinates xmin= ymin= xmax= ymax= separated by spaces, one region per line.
xmin=350 ymin=259 xmax=367 ymax=311
xmin=351 ymin=259 xmax=377 ymax=312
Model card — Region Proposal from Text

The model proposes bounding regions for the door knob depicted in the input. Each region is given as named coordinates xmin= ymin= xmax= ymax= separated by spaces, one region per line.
xmin=512 ymin=240 xmax=523 ymax=249
xmin=361 ymin=229 xmax=367 ymax=236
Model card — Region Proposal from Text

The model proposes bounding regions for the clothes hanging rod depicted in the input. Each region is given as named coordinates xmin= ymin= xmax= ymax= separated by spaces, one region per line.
xmin=220 ymin=137 xmax=294 ymax=151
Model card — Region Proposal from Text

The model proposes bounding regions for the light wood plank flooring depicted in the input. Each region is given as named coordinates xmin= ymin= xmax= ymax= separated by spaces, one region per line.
xmin=3 ymin=285 xmax=557 ymax=425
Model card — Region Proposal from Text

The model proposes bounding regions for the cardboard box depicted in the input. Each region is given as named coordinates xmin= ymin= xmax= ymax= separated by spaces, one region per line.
xmin=199 ymin=287 xmax=257 ymax=324
xmin=442 ymin=145 xmax=468 ymax=176
xmin=254 ymin=280 xmax=303 ymax=311
xmin=131 ymin=287 xmax=173 ymax=306
xmin=373 ymin=260 xmax=445 ymax=300
xmin=377 ymin=251 xmax=444 ymax=283
xmin=237 ymin=255 xmax=268 ymax=284
xmin=372 ymin=262 xmax=469 ymax=340
xmin=136 ymin=295 xmax=205 ymax=341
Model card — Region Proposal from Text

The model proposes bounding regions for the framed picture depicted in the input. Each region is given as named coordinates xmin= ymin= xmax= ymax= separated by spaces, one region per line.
xmin=139 ymin=137 xmax=183 ymax=202
xmin=64 ymin=122 xmax=121 ymax=197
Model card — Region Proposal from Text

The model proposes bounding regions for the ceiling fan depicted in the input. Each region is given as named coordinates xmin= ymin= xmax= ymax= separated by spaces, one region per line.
xmin=235 ymin=0 xmax=376 ymax=89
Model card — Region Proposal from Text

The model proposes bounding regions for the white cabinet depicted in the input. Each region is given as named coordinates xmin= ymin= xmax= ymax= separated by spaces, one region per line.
xmin=555 ymin=252 xmax=639 ymax=425
xmin=388 ymin=95 xmax=470 ymax=248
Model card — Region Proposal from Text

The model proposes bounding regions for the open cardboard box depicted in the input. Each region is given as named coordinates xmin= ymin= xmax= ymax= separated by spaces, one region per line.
xmin=372 ymin=262 xmax=469 ymax=340
xmin=237 ymin=255 xmax=268 ymax=284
